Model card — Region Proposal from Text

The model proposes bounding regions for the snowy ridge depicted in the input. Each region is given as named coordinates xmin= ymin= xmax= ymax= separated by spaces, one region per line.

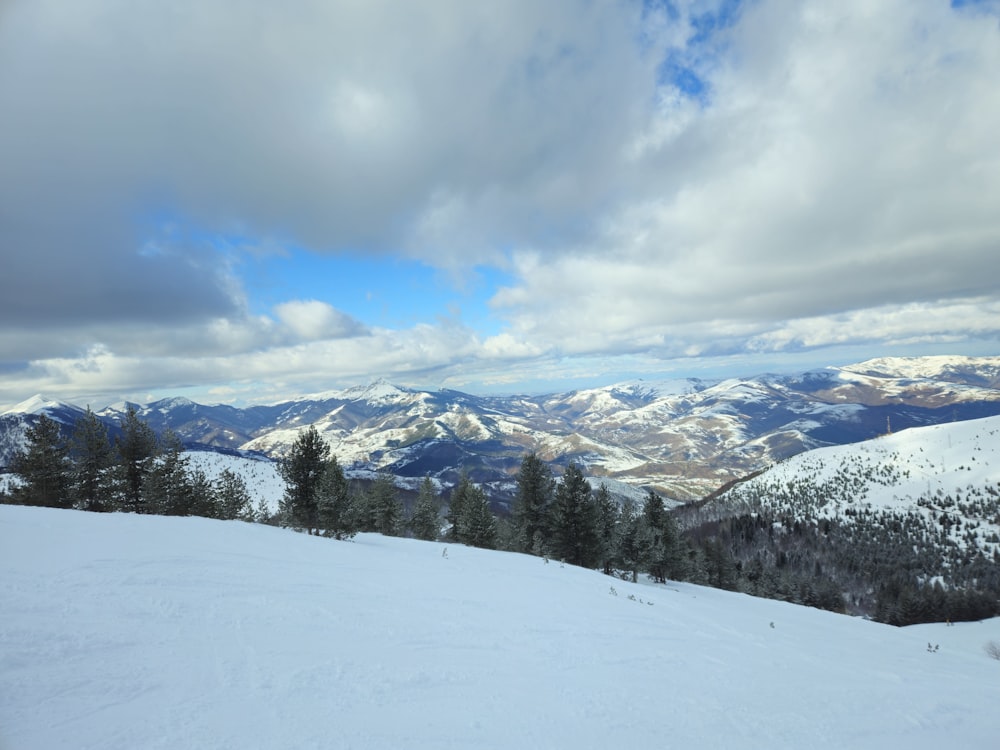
xmin=840 ymin=355 xmax=1000 ymax=384
xmin=1 ymin=394 xmax=69 ymax=416
xmin=4 ymin=356 xmax=1000 ymax=501
xmin=715 ymin=415 xmax=1000 ymax=556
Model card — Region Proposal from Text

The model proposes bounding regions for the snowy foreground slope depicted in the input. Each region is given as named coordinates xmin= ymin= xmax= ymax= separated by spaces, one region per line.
xmin=2 ymin=507 xmax=999 ymax=750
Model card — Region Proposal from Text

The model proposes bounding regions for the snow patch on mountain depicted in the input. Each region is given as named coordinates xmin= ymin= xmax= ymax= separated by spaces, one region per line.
xmin=184 ymin=450 xmax=284 ymax=514
xmin=717 ymin=415 xmax=1000 ymax=554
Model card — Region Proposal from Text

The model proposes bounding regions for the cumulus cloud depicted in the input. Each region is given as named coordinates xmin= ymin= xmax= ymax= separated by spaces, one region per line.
xmin=1 ymin=0 xmax=998 ymax=407
xmin=273 ymin=301 xmax=367 ymax=342
xmin=490 ymin=0 xmax=1000 ymax=357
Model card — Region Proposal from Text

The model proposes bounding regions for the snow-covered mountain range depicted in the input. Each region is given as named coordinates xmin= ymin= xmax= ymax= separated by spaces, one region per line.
xmin=2 ymin=355 xmax=999 ymax=501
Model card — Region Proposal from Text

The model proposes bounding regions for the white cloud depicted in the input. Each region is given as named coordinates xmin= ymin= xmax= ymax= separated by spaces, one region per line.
xmin=0 ymin=0 xmax=998 ymax=408
xmin=273 ymin=300 xmax=366 ymax=342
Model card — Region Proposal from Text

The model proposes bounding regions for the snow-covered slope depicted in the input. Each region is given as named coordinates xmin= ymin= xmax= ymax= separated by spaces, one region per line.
xmin=2 ymin=506 xmax=999 ymax=749
xmin=715 ymin=414 xmax=1000 ymax=555
xmin=183 ymin=450 xmax=284 ymax=514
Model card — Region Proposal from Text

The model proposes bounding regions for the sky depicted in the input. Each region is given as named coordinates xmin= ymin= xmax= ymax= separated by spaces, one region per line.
xmin=2 ymin=0 xmax=999 ymax=409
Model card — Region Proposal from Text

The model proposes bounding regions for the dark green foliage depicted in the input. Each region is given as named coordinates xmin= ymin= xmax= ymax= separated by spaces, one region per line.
xmin=214 ymin=468 xmax=254 ymax=521
xmin=442 ymin=472 xmax=499 ymax=548
xmin=10 ymin=414 xmax=73 ymax=508
xmin=69 ymin=407 xmax=114 ymax=511
xmin=615 ymin=497 xmax=644 ymax=582
xmin=512 ymin=453 xmax=554 ymax=553
xmin=445 ymin=471 xmax=473 ymax=543
xmin=594 ymin=483 xmax=618 ymax=575
xmin=366 ymin=471 xmax=402 ymax=536
xmin=409 ymin=476 xmax=441 ymax=541
xmin=114 ymin=406 xmax=160 ymax=513
xmin=317 ymin=456 xmax=355 ymax=538
xmin=186 ymin=467 xmax=217 ymax=519
xmin=701 ymin=538 xmax=739 ymax=591
xmin=146 ymin=430 xmax=193 ymax=516
xmin=278 ymin=425 xmax=330 ymax=534
xmin=459 ymin=484 xmax=497 ymax=549
xmin=549 ymin=463 xmax=600 ymax=567
xmin=639 ymin=490 xmax=687 ymax=584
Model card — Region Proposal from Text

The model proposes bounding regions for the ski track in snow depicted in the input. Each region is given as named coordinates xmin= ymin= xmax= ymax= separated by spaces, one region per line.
xmin=1 ymin=506 xmax=999 ymax=749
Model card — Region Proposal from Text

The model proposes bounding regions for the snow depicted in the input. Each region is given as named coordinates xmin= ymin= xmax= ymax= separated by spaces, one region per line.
xmin=184 ymin=450 xmax=284 ymax=513
xmin=841 ymin=355 xmax=1000 ymax=382
xmin=1 ymin=394 xmax=69 ymax=416
xmin=2 ymin=506 xmax=999 ymax=749
xmin=738 ymin=414 xmax=1000 ymax=507
xmin=716 ymin=415 xmax=1000 ymax=554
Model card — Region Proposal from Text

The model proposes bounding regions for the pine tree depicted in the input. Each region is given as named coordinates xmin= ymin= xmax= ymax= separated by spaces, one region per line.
xmin=446 ymin=471 xmax=473 ymax=543
xmin=549 ymin=463 xmax=599 ymax=568
xmin=278 ymin=425 xmax=330 ymax=534
xmin=113 ymin=406 xmax=160 ymax=513
xmin=214 ymin=468 xmax=254 ymax=521
xmin=368 ymin=471 xmax=402 ymax=536
xmin=460 ymin=483 xmax=497 ymax=549
xmin=593 ymin=483 xmax=619 ymax=575
xmin=703 ymin=537 xmax=739 ymax=591
xmin=146 ymin=429 xmax=192 ymax=516
xmin=639 ymin=490 xmax=685 ymax=583
xmin=512 ymin=453 xmax=554 ymax=554
xmin=616 ymin=497 xmax=643 ymax=582
xmin=10 ymin=414 xmax=73 ymax=508
xmin=69 ymin=407 xmax=114 ymax=512
xmin=409 ymin=476 xmax=441 ymax=541
xmin=317 ymin=456 xmax=355 ymax=539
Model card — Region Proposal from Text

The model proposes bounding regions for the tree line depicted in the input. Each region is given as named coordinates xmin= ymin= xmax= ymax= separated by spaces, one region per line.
xmin=14 ymin=414 xmax=989 ymax=625
xmin=2 ymin=416 xmax=746 ymax=597
xmin=2 ymin=410 xmax=258 ymax=521
xmin=276 ymin=428 xmax=699 ymax=585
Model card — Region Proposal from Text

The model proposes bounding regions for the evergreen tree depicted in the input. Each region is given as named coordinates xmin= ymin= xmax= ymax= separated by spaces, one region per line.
xmin=615 ymin=497 xmax=643 ymax=582
xmin=69 ymin=407 xmax=114 ymax=511
xmin=409 ymin=476 xmax=441 ymax=541
xmin=317 ymin=456 xmax=355 ymax=539
xmin=186 ymin=467 xmax=216 ymax=519
xmin=549 ymin=463 xmax=600 ymax=568
xmin=278 ymin=425 xmax=330 ymax=534
xmin=446 ymin=471 xmax=473 ymax=543
xmin=114 ymin=406 xmax=160 ymax=513
xmin=214 ymin=468 xmax=254 ymax=521
xmin=146 ymin=429 xmax=192 ymax=516
xmin=593 ymin=483 xmax=619 ymax=575
xmin=10 ymin=414 xmax=72 ymax=508
xmin=703 ymin=537 xmax=739 ymax=591
xmin=512 ymin=453 xmax=554 ymax=554
xmin=639 ymin=490 xmax=685 ymax=583
xmin=460 ymin=484 xmax=497 ymax=549
xmin=368 ymin=471 xmax=402 ymax=536
xmin=493 ymin=515 xmax=521 ymax=552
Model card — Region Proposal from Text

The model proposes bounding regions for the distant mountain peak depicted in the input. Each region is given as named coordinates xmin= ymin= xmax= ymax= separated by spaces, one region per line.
xmin=2 ymin=394 xmax=75 ymax=417
xmin=346 ymin=378 xmax=411 ymax=404
xmin=839 ymin=355 xmax=1000 ymax=381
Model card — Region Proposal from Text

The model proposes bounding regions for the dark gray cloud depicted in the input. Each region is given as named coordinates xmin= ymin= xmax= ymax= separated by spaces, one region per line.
xmin=1 ymin=0 xmax=998 ymax=408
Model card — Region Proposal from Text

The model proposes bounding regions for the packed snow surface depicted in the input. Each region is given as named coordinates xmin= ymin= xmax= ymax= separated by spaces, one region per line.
xmin=2 ymin=506 xmax=999 ymax=750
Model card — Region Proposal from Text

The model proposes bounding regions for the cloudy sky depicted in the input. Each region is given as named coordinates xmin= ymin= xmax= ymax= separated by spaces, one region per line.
xmin=2 ymin=0 xmax=999 ymax=409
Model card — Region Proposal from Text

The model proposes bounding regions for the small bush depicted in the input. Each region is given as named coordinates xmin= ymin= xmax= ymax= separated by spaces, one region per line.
xmin=984 ymin=640 xmax=1000 ymax=660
